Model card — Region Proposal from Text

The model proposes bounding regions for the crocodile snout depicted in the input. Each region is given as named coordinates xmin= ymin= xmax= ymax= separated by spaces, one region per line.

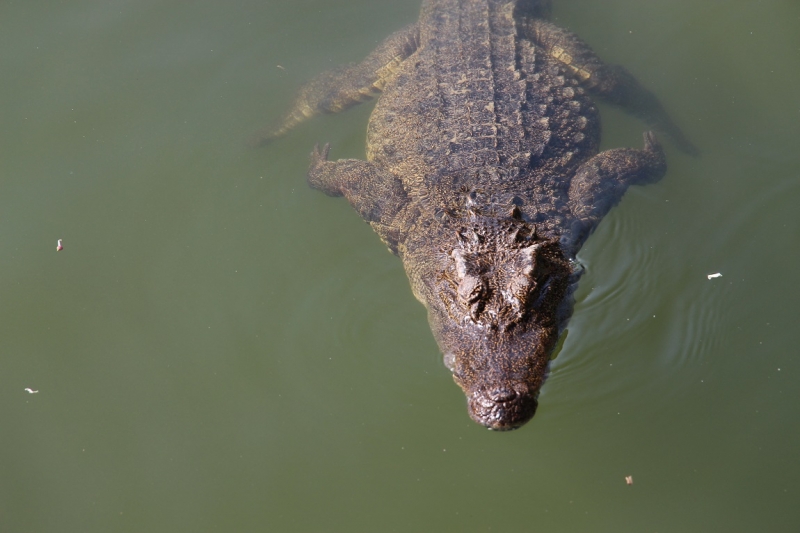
xmin=467 ymin=385 xmax=537 ymax=431
xmin=487 ymin=387 xmax=517 ymax=402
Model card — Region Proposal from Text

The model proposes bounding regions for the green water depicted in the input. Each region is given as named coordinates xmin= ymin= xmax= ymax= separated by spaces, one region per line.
xmin=2 ymin=1 xmax=799 ymax=531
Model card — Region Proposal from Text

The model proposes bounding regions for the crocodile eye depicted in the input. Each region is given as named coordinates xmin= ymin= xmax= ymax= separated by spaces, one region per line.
xmin=508 ymin=274 xmax=533 ymax=301
xmin=457 ymin=275 xmax=487 ymax=320
xmin=458 ymin=276 xmax=486 ymax=305
xmin=457 ymin=274 xmax=484 ymax=304
xmin=505 ymin=243 xmax=544 ymax=303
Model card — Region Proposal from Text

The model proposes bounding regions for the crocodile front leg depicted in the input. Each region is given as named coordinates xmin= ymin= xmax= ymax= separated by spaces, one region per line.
xmin=251 ymin=23 xmax=419 ymax=146
xmin=565 ymin=131 xmax=666 ymax=250
xmin=307 ymin=144 xmax=408 ymax=254
xmin=517 ymin=18 xmax=698 ymax=155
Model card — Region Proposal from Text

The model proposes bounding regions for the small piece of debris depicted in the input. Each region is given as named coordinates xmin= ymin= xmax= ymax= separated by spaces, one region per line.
xmin=24 ymin=388 xmax=39 ymax=394
xmin=56 ymin=239 xmax=64 ymax=252
xmin=707 ymin=272 xmax=722 ymax=280
xmin=276 ymin=64 xmax=285 ymax=70
xmin=625 ymin=475 xmax=633 ymax=485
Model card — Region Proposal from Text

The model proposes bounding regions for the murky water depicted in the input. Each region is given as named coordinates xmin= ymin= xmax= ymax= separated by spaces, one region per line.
xmin=2 ymin=1 xmax=799 ymax=531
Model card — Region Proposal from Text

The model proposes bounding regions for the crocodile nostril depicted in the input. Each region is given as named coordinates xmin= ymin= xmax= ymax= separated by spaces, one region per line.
xmin=489 ymin=388 xmax=517 ymax=402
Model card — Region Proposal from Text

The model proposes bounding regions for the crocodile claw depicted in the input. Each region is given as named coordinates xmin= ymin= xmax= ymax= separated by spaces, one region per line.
xmin=310 ymin=143 xmax=331 ymax=166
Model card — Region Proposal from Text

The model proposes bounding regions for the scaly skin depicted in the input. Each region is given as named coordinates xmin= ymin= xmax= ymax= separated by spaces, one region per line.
xmin=257 ymin=0 xmax=690 ymax=430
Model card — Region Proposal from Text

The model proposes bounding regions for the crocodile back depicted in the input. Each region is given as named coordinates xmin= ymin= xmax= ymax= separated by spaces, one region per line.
xmin=367 ymin=0 xmax=599 ymax=220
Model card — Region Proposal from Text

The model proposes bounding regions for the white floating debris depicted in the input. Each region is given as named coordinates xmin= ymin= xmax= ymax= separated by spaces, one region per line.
xmin=625 ymin=475 xmax=633 ymax=485
xmin=707 ymin=272 xmax=722 ymax=280
xmin=276 ymin=64 xmax=285 ymax=70
xmin=24 ymin=388 xmax=39 ymax=394
xmin=56 ymin=239 xmax=64 ymax=252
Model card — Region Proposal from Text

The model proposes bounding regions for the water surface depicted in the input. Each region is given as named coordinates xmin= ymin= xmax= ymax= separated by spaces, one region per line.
xmin=2 ymin=1 xmax=799 ymax=531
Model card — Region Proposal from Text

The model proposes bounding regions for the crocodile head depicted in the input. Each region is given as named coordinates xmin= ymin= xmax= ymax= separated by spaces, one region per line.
xmin=408 ymin=210 xmax=572 ymax=430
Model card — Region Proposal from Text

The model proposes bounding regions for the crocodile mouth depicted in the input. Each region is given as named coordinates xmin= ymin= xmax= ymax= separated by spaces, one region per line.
xmin=467 ymin=385 xmax=538 ymax=431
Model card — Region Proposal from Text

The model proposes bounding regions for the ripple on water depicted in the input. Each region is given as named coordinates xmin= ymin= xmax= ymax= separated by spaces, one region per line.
xmin=545 ymin=174 xmax=798 ymax=412
xmin=543 ymin=203 xmax=723 ymax=410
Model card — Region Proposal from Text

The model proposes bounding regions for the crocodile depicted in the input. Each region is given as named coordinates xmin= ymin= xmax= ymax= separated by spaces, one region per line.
xmin=254 ymin=0 xmax=695 ymax=430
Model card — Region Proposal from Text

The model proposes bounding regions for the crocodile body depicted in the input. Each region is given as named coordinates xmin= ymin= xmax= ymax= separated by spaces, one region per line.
xmin=256 ymin=0 xmax=694 ymax=430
